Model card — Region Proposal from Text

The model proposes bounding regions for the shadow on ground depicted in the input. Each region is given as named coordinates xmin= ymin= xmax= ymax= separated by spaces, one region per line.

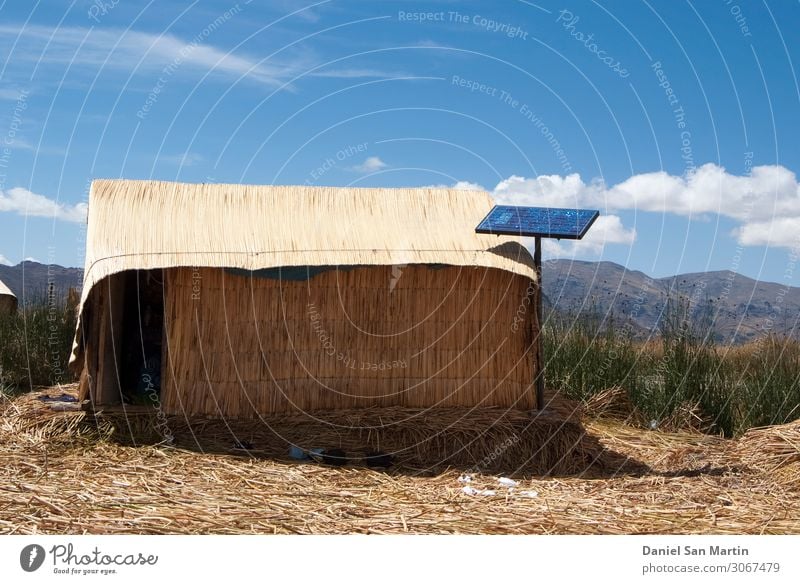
xmin=70 ymin=407 xmax=656 ymax=479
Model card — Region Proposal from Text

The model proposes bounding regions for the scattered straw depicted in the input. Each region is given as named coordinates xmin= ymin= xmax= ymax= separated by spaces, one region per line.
xmin=1 ymin=385 xmax=798 ymax=534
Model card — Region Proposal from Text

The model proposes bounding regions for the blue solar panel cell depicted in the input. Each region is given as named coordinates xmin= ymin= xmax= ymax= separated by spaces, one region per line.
xmin=475 ymin=205 xmax=599 ymax=240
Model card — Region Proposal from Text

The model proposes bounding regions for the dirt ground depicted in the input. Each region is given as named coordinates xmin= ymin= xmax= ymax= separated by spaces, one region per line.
xmin=1 ymin=385 xmax=798 ymax=534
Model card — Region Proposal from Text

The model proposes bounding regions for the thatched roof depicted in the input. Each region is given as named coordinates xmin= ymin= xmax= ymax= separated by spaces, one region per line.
xmin=0 ymin=279 xmax=14 ymax=298
xmin=70 ymin=179 xmax=535 ymax=365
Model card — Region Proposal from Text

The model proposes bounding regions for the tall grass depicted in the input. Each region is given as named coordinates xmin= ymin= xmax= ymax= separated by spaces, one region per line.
xmin=543 ymin=299 xmax=800 ymax=436
xmin=0 ymin=294 xmax=78 ymax=391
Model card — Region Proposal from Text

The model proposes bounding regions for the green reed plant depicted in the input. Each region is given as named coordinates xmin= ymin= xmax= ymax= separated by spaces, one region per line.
xmin=543 ymin=295 xmax=800 ymax=436
xmin=0 ymin=294 xmax=78 ymax=390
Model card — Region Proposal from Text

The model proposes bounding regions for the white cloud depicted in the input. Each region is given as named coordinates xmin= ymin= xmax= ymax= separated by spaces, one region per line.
xmin=0 ymin=254 xmax=12 ymax=266
xmin=423 ymin=180 xmax=485 ymax=191
xmin=735 ymin=217 xmax=800 ymax=249
xmin=491 ymin=163 xmax=800 ymax=250
xmin=351 ymin=156 xmax=388 ymax=173
xmin=448 ymin=180 xmax=485 ymax=191
xmin=0 ymin=187 xmax=87 ymax=223
xmin=494 ymin=173 xmax=588 ymax=208
xmin=422 ymin=177 xmax=633 ymax=256
xmin=606 ymin=164 xmax=800 ymax=222
xmin=542 ymin=214 xmax=637 ymax=257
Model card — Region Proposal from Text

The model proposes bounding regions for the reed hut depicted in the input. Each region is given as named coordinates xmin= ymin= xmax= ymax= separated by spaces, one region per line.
xmin=69 ymin=180 xmax=539 ymax=418
xmin=0 ymin=279 xmax=17 ymax=314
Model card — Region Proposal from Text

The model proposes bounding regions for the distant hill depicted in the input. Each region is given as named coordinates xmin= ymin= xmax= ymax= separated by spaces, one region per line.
xmin=542 ymin=260 xmax=800 ymax=343
xmin=0 ymin=261 xmax=83 ymax=301
xmin=2 ymin=260 xmax=797 ymax=343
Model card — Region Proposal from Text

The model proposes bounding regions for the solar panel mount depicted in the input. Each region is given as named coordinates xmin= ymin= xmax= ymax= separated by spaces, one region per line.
xmin=473 ymin=204 xmax=600 ymax=413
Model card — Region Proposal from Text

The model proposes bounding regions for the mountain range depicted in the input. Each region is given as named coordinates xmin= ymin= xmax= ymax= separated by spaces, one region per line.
xmin=0 ymin=261 xmax=83 ymax=302
xmin=1 ymin=260 xmax=797 ymax=344
xmin=542 ymin=260 xmax=800 ymax=343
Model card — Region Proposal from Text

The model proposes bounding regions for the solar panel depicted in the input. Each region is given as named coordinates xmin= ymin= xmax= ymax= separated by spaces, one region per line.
xmin=475 ymin=205 xmax=600 ymax=240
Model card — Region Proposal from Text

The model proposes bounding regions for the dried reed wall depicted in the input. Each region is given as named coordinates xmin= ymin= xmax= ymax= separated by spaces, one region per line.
xmin=161 ymin=265 xmax=537 ymax=417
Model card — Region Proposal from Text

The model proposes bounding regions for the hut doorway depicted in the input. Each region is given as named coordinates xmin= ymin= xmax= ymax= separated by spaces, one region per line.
xmin=119 ymin=269 xmax=165 ymax=404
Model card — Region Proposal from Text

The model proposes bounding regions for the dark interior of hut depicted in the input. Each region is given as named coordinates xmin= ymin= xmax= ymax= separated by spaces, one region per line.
xmin=119 ymin=269 xmax=165 ymax=403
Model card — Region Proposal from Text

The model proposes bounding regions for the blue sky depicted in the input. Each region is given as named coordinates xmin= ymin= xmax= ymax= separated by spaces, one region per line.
xmin=0 ymin=0 xmax=798 ymax=284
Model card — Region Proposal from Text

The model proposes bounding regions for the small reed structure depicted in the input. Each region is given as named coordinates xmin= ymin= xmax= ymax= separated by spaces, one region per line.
xmin=0 ymin=279 xmax=16 ymax=314
xmin=70 ymin=180 xmax=539 ymax=418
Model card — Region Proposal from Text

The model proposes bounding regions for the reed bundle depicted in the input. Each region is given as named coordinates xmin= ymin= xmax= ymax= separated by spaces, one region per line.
xmin=584 ymin=386 xmax=635 ymax=420
xmin=735 ymin=420 xmax=800 ymax=488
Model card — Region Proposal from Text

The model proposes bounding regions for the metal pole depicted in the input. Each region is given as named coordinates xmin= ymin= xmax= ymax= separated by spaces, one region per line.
xmin=534 ymin=236 xmax=544 ymax=411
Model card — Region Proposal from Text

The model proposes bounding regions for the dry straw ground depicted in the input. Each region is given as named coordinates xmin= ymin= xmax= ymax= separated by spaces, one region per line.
xmin=1 ymin=385 xmax=798 ymax=534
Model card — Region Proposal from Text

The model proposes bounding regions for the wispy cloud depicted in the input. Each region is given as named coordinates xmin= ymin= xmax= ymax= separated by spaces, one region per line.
xmin=161 ymin=152 xmax=204 ymax=167
xmin=6 ymin=137 xmax=35 ymax=151
xmin=269 ymin=0 xmax=322 ymax=23
xmin=413 ymin=40 xmax=454 ymax=49
xmin=312 ymin=68 xmax=409 ymax=79
xmin=0 ymin=88 xmax=29 ymax=101
xmin=0 ymin=187 xmax=87 ymax=223
xmin=0 ymin=23 xmax=293 ymax=88
xmin=0 ymin=254 xmax=12 ymax=266
xmin=0 ymin=23 xmax=403 ymax=90
xmin=351 ymin=156 xmax=387 ymax=173
xmin=3 ymin=137 xmax=67 ymax=156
